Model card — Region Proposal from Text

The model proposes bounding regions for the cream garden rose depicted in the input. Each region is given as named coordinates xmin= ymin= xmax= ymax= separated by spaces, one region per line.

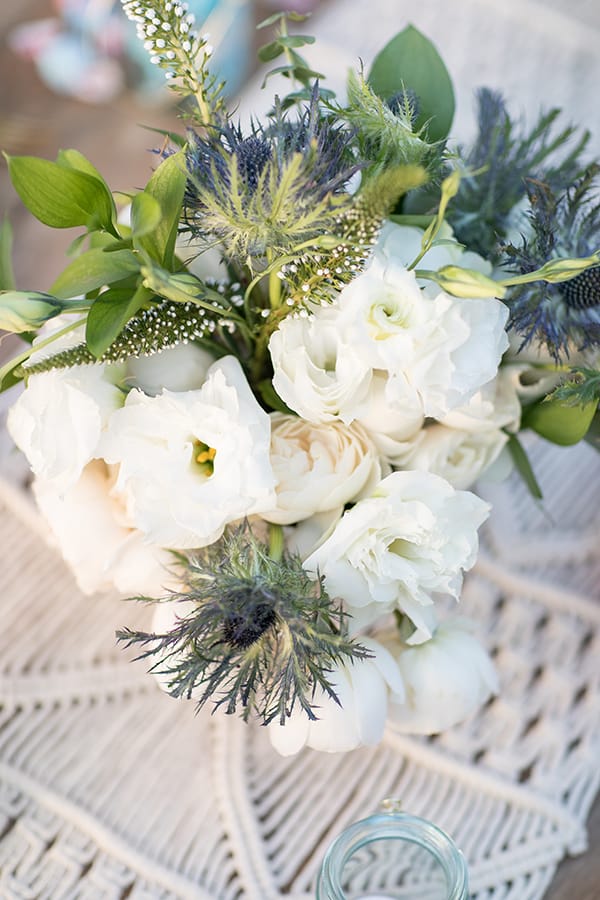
xmin=262 ymin=414 xmax=382 ymax=525
xmin=395 ymin=426 xmax=509 ymax=490
xmin=304 ymin=471 xmax=489 ymax=642
xmin=268 ymin=637 xmax=404 ymax=755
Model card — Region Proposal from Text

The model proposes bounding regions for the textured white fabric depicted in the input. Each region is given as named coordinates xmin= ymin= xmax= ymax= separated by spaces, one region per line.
xmin=0 ymin=433 xmax=598 ymax=900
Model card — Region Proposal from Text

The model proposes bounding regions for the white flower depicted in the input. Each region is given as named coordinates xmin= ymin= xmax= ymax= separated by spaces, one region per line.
xmin=8 ymin=364 xmax=123 ymax=493
xmin=268 ymin=638 xmax=404 ymax=756
xmin=126 ymin=343 xmax=215 ymax=395
xmin=268 ymin=307 xmax=372 ymax=424
xmin=330 ymin=258 xmax=509 ymax=419
xmin=101 ymin=356 xmax=276 ymax=549
xmin=441 ymin=367 xmax=522 ymax=433
xmin=304 ymin=471 xmax=489 ymax=641
xmin=355 ymin=371 xmax=424 ymax=451
xmin=33 ymin=461 xmax=172 ymax=596
xmin=262 ymin=414 xmax=382 ymax=525
xmin=396 ymin=425 xmax=509 ymax=490
xmin=387 ymin=619 xmax=498 ymax=734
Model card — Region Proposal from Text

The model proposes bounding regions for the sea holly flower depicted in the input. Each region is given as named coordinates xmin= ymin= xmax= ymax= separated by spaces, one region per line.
xmin=502 ymin=168 xmax=600 ymax=359
xmin=118 ymin=523 xmax=369 ymax=726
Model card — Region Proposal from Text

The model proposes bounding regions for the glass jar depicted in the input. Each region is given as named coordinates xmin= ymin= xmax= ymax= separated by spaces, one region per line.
xmin=316 ymin=801 xmax=469 ymax=900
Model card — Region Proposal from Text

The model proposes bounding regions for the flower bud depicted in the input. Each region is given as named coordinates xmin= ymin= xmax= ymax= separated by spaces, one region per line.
xmin=535 ymin=253 xmax=600 ymax=284
xmin=0 ymin=291 xmax=65 ymax=333
xmin=428 ymin=265 xmax=506 ymax=299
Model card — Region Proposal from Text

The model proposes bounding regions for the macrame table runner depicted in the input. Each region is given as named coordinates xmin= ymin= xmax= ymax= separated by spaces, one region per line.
xmin=0 ymin=434 xmax=598 ymax=900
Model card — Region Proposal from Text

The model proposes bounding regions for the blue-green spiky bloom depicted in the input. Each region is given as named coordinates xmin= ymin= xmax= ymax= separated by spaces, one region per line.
xmin=503 ymin=166 xmax=600 ymax=360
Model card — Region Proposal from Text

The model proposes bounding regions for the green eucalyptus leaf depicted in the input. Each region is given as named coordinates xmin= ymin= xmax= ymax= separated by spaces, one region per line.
xmin=277 ymin=34 xmax=316 ymax=48
xmin=132 ymin=152 xmax=186 ymax=268
xmin=258 ymin=40 xmax=285 ymax=62
xmin=257 ymin=10 xmax=309 ymax=29
xmin=522 ymin=395 xmax=597 ymax=445
xmin=50 ymin=248 xmax=139 ymax=299
xmin=0 ymin=219 xmax=15 ymax=291
xmin=368 ymin=25 xmax=455 ymax=142
xmin=6 ymin=154 xmax=116 ymax=232
xmin=85 ymin=283 xmax=151 ymax=358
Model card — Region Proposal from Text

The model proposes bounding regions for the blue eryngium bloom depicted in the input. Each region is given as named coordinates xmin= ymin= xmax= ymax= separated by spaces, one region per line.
xmin=503 ymin=166 xmax=600 ymax=360
xmin=182 ymin=92 xmax=360 ymax=265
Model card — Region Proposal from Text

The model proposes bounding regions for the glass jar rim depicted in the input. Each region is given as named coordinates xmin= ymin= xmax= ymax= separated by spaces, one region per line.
xmin=316 ymin=810 xmax=469 ymax=900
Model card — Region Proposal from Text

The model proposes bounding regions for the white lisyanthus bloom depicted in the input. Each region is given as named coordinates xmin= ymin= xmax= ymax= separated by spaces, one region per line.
xmin=304 ymin=471 xmax=489 ymax=641
xmin=126 ymin=343 xmax=215 ymax=396
xmin=395 ymin=425 xmax=509 ymax=490
xmin=8 ymin=364 xmax=123 ymax=493
xmin=268 ymin=307 xmax=372 ymax=424
xmin=332 ymin=258 xmax=509 ymax=419
xmin=387 ymin=619 xmax=499 ymax=734
xmin=262 ymin=414 xmax=382 ymax=525
xmin=33 ymin=461 xmax=172 ymax=596
xmin=355 ymin=370 xmax=424 ymax=452
xmin=101 ymin=355 xmax=276 ymax=549
xmin=441 ymin=367 xmax=522 ymax=433
xmin=268 ymin=638 xmax=404 ymax=756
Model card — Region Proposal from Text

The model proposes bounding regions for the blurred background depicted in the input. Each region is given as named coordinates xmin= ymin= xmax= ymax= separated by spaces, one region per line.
xmin=0 ymin=0 xmax=327 ymax=290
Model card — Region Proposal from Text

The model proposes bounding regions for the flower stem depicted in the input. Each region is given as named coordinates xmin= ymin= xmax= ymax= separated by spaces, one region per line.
xmin=269 ymin=524 xmax=284 ymax=562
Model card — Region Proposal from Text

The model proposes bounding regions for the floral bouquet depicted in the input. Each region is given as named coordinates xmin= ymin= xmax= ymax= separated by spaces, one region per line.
xmin=2 ymin=3 xmax=598 ymax=756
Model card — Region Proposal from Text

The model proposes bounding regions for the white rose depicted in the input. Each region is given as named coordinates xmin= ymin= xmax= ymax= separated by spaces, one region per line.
xmin=33 ymin=461 xmax=172 ymax=596
xmin=269 ymin=307 xmax=372 ymax=424
xmin=387 ymin=619 xmax=498 ymax=734
xmin=101 ymin=356 xmax=276 ymax=549
xmin=304 ymin=471 xmax=489 ymax=641
xmin=8 ymin=364 xmax=123 ymax=492
xmin=396 ymin=425 xmax=509 ymax=490
xmin=268 ymin=638 xmax=404 ymax=756
xmin=126 ymin=343 xmax=215 ymax=395
xmin=262 ymin=414 xmax=382 ymax=525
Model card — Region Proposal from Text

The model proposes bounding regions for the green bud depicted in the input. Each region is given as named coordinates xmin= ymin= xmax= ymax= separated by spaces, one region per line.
xmin=535 ymin=254 xmax=600 ymax=284
xmin=0 ymin=290 xmax=65 ymax=333
xmin=418 ymin=266 xmax=507 ymax=299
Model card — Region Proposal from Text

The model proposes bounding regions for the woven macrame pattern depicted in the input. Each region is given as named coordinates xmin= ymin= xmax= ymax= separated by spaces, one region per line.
xmin=0 ymin=432 xmax=598 ymax=900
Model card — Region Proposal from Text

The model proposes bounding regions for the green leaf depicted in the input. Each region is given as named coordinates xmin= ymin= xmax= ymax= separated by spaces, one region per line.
xmin=506 ymin=434 xmax=543 ymax=500
xmin=522 ymin=395 xmax=598 ymax=445
xmin=132 ymin=152 xmax=186 ymax=268
xmin=257 ymin=10 xmax=309 ymax=28
xmin=0 ymin=218 xmax=15 ymax=291
xmin=85 ymin=283 xmax=151 ymax=358
xmin=258 ymin=40 xmax=285 ymax=62
xmin=368 ymin=25 xmax=455 ymax=142
xmin=6 ymin=154 xmax=116 ymax=232
xmin=50 ymin=248 xmax=139 ymax=299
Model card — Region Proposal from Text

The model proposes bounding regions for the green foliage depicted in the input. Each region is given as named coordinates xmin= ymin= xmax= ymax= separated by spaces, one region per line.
xmin=6 ymin=152 xmax=117 ymax=233
xmin=50 ymin=249 xmax=139 ymax=299
xmin=547 ymin=367 xmax=600 ymax=407
xmin=116 ymin=522 xmax=369 ymax=725
xmin=257 ymin=10 xmax=331 ymax=107
xmin=85 ymin=283 xmax=151 ymax=358
xmin=368 ymin=25 xmax=455 ymax=143
xmin=506 ymin=434 xmax=543 ymax=500
xmin=522 ymin=394 xmax=597 ymax=445
xmin=131 ymin=152 xmax=187 ymax=268
xmin=0 ymin=219 xmax=15 ymax=291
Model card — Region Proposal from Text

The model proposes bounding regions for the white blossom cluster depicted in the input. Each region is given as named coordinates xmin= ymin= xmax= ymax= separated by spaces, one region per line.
xmin=9 ymin=223 xmax=516 ymax=755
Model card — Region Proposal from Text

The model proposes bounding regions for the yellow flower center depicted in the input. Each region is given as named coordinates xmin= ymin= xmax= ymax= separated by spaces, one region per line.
xmin=193 ymin=440 xmax=216 ymax=476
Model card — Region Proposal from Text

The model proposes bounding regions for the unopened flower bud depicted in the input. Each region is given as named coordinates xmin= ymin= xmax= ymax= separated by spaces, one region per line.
xmin=0 ymin=291 xmax=65 ymax=333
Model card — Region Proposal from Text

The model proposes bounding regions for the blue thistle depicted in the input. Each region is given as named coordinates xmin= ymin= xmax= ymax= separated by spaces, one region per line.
xmin=449 ymin=89 xmax=590 ymax=260
xmin=182 ymin=90 xmax=360 ymax=265
xmin=503 ymin=165 xmax=600 ymax=359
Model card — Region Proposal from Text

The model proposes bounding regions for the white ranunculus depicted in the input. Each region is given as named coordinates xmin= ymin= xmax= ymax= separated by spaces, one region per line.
xmin=396 ymin=425 xmax=509 ymax=490
xmin=8 ymin=364 xmax=123 ymax=493
xmin=304 ymin=471 xmax=489 ymax=641
xmin=387 ymin=619 xmax=499 ymax=734
xmin=126 ymin=343 xmax=215 ymax=395
xmin=268 ymin=307 xmax=372 ymax=424
xmin=268 ymin=638 xmax=404 ymax=756
xmin=33 ymin=461 xmax=172 ymax=596
xmin=262 ymin=414 xmax=382 ymax=525
xmin=101 ymin=355 xmax=276 ymax=549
